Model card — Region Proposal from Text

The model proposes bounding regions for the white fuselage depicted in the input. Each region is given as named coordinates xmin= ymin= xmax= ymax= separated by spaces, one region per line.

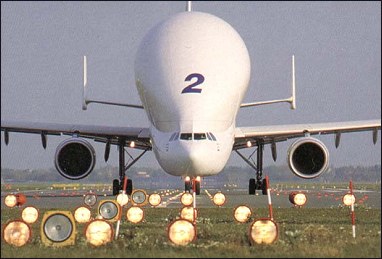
xmin=134 ymin=11 xmax=251 ymax=177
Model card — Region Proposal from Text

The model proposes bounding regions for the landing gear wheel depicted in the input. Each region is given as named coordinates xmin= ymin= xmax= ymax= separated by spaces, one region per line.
xmin=249 ymin=178 xmax=256 ymax=195
xmin=261 ymin=178 xmax=267 ymax=195
xmin=185 ymin=181 xmax=192 ymax=192
xmin=113 ymin=179 xmax=120 ymax=196
xmin=195 ymin=181 xmax=200 ymax=195
xmin=126 ymin=179 xmax=133 ymax=195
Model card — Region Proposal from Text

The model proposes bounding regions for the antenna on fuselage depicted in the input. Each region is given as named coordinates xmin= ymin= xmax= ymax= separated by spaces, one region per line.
xmin=186 ymin=1 xmax=192 ymax=12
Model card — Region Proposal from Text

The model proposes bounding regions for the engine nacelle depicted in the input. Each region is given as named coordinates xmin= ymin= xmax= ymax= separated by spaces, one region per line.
xmin=54 ymin=138 xmax=96 ymax=180
xmin=287 ymin=137 xmax=329 ymax=179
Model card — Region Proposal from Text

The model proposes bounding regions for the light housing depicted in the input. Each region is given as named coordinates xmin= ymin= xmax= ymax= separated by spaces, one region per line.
xmin=180 ymin=192 xmax=193 ymax=206
xmin=180 ymin=206 xmax=197 ymax=222
xmin=248 ymin=218 xmax=278 ymax=245
xmin=126 ymin=206 xmax=145 ymax=223
xmin=74 ymin=206 xmax=92 ymax=223
xmin=41 ymin=211 xmax=76 ymax=247
xmin=98 ymin=200 xmax=121 ymax=222
xmin=2 ymin=220 xmax=31 ymax=247
xmin=84 ymin=193 xmax=97 ymax=207
xmin=343 ymin=193 xmax=356 ymax=206
xmin=168 ymin=219 xmax=196 ymax=246
xmin=289 ymin=192 xmax=307 ymax=207
xmin=84 ymin=219 xmax=113 ymax=246
xmin=116 ymin=193 xmax=129 ymax=207
xmin=212 ymin=192 xmax=226 ymax=206
xmin=4 ymin=194 xmax=17 ymax=208
xmin=131 ymin=189 xmax=148 ymax=206
xmin=233 ymin=205 xmax=252 ymax=223
xmin=21 ymin=206 xmax=39 ymax=224
xmin=148 ymin=193 xmax=162 ymax=207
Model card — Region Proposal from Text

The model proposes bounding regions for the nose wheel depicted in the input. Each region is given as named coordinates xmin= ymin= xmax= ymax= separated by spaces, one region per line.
xmin=184 ymin=177 xmax=201 ymax=195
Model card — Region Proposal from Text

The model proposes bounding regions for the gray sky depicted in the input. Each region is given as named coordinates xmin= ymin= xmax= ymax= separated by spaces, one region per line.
xmin=1 ymin=1 xmax=381 ymax=172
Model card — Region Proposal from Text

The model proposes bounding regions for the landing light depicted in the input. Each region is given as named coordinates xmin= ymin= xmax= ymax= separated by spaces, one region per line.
xmin=85 ymin=219 xmax=113 ymax=246
xmin=185 ymin=176 xmax=190 ymax=182
xmin=74 ymin=206 xmax=92 ymax=223
xmin=148 ymin=193 xmax=162 ymax=207
xmin=84 ymin=193 xmax=97 ymax=207
xmin=21 ymin=206 xmax=39 ymax=224
xmin=233 ymin=205 xmax=252 ymax=223
xmin=4 ymin=194 xmax=17 ymax=208
xmin=131 ymin=189 xmax=148 ymax=206
xmin=98 ymin=200 xmax=121 ymax=222
xmin=130 ymin=141 xmax=135 ymax=148
xmin=168 ymin=219 xmax=196 ymax=246
xmin=289 ymin=192 xmax=307 ymax=207
xmin=116 ymin=193 xmax=129 ymax=206
xmin=195 ymin=176 xmax=201 ymax=182
xmin=343 ymin=193 xmax=356 ymax=206
xmin=126 ymin=206 xmax=144 ymax=223
xmin=2 ymin=220 xmax=31 ymax=247
xmin=180 ymin=206 xmax=197 ymax=222
xmin=247 ymin=141 xmax=252 ymax=147
xmin=249 ymin=219 xmax=278 ymax=245
xmin=212 ymin=192 xmax=226 ymax=207
xmin=180 ymin=192 xmax=193 ymax=206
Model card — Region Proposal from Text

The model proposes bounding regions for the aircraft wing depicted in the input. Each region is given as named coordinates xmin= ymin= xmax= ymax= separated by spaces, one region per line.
xmin=234 ymin=119 xmax=381 ymax=150
xmin=1 ymin=120 xmax=151 ymax=150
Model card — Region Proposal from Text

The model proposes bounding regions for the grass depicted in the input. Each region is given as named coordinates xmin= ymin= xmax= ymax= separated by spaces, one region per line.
xmin=1 ymin=206 xmax=381 ymax=258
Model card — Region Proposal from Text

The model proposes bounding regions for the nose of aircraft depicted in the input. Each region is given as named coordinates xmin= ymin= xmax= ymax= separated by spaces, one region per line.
xmin=158 ymin=140 xmax=226 ymax=176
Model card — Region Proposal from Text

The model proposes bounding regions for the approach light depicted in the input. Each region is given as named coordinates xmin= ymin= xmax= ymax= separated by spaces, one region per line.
xmin=41 ymin=211 xmax=76 ymax=247
xmin=343 ymin=193 xmax=356 ymax=206
xmin=116 ymin=193 xmax=129 ymax=206
xmin=212 ymin=192 xmax=226 ymax=206
xmin=98 ymin=200 xmax=121 ymax=222
xmin=4 ymin=194 xmax=17 ymax=208
xmin=21 ymin=206 xmax=39 ymax=224
xmin=249 ymin=219 xmax=278 ymax=245
xmin=148 ymin=193 xmax=162 ymax=207
xmin=84 ymin=193 xmax=97 ymax=207
xmin=180 ymin=206 xmax=197 ymax=222
xmin=85 ymin=219 xmax=113 ymax=246
xmin=180 ymin=192 xmax=193 ymax=206
xmin=74 ymin=206 xmax=92 ymax=223
xmin=2 ymin=220 xmax=31 ymax=247
xmin=168 ymin=219 xmax=196 ymax=246
xmin=126 ymin=206 xmax=145 ymax=223
xmin=289 ymin=192 xmax=307 ymax=207
xmin=233 ymin=205 xmax=252 ymax=223
xmin=131 ymin=189 xmax=148 ymax=206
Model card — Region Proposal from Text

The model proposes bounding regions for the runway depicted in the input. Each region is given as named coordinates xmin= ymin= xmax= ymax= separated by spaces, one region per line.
xmin=2 ymin=184 xmax=380 ymax=209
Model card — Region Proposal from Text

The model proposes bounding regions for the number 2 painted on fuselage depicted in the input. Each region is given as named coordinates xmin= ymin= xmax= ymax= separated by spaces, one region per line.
xmin=181 ymin=73 xmax=205 ymax=94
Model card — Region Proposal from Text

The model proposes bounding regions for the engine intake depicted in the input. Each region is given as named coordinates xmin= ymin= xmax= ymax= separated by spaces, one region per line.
xmin=287 ymin=137 xmax=329 ymax=179
xmin=54 ymin=138 xmax=96 ymax=180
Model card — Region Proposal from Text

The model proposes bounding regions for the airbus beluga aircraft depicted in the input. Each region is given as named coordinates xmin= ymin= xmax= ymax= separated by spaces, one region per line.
xmin=1 ymin=2 xmax=381 ymax=195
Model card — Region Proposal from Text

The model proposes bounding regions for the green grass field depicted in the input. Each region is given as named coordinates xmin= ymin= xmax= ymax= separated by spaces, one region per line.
xmin=1 ymin=206 xmax=381 ymax=258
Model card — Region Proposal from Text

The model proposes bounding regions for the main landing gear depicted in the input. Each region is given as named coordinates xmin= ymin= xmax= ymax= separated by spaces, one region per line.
xmin=235 ymin=141 xmax=267 ymax=195
xmin=184 ymin=176 xmax=201 ymax=195
xmin=112 ymin=139 xmax=148 ymax=195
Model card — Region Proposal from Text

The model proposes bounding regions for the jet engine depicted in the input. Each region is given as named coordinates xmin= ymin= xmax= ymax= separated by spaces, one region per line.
xmin=54 ymin=138 xmax=96 ymax=180
xmin=287 ymin=137 xmax=329 ymax=179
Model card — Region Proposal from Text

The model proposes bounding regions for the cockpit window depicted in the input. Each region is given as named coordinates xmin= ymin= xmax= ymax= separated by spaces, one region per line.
xmin=180 ymin=133 xmax=193 ymax=140
xmin=209 ymin=132 xmax=217 ymax=141
xmin=194 ymin=133 xmax=206 ymax=140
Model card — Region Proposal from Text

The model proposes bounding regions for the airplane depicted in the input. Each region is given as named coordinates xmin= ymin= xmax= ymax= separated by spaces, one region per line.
xmin=1 ymin=2 xmax=381 ymax=196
